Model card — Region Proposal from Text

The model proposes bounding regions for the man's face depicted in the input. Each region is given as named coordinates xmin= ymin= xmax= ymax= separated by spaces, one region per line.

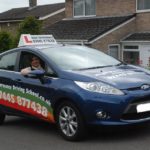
xmin=31 ymin=57 xmax=40 ymax=68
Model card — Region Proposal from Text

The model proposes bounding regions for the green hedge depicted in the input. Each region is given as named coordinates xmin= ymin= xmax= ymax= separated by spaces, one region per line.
xmin=0 ymin=16 xmax=43 ymax=51
xmin=0 ymin=31 xmax=13 ymax=53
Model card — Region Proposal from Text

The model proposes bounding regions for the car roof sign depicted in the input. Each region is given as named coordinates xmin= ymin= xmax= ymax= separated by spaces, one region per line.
xmin=18 ymin=34 xmax=57 ymax=47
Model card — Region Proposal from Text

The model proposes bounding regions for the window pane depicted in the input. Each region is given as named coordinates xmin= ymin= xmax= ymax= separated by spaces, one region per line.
xmin=109 ymin=46 xmax=119 ymax=59
xmin=137 ymin=0 xmax=144 ymax=10
xmin=123 ymin=51 xmax=139 ymax=65
xmin=137 ymin=0 xmax=150 ymax=10
xmin=124 ymin=46 xmax=139 ymax=49
xmin=0 ymin=52 xmax=18 ymax=71
xmin=19 ymin=52 xmax=46 ymax=71
xmin=144 ymin=0 xmax=150 ymax=9
xmin=74 ymin=0 xmax=84 ymax=16
xmin=85 ymin=0 xmax=96 ymax=15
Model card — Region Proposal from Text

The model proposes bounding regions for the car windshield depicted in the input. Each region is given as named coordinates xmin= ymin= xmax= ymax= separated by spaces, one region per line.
xmin=41 ymin=46 xmax=121 ymax=70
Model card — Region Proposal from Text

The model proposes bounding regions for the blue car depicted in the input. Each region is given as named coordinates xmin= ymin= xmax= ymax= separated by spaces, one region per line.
xmin=0 ymin=44 xmax=150 ymax=141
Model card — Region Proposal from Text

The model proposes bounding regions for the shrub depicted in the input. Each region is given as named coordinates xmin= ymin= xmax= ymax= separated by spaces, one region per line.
xmin=0 ymin=31 xmax=13 ymax=53
xmin=14 ymin=16 xmax=42 ymax=46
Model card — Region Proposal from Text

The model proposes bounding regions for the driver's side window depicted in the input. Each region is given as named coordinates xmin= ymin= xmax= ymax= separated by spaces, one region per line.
xmin=19 ymin=52 xmax=45 ymax=70
xmin=19 ymin=51 xmax=55 ymax=77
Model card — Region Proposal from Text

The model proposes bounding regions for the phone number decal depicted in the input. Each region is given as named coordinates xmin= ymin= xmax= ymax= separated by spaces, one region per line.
xmin=0 ymin=91 xmax=48 ymax=118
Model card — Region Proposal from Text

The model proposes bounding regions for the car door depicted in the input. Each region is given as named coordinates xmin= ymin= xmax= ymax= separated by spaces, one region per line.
xmin=0 ymin=50 xmax=56 ymax=123
xmin=16 ymin=50 xmax=58 ymax=123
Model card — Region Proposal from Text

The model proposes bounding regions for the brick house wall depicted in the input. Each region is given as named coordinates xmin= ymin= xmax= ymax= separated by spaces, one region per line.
xmin=65 ymin=0 xmax=73 ymax=18
xmin=65 ymin=0 xmax=150 ymax=31
xmin=92 ymin=19 xmax=136 ymax=55
xmin=0 ymin=11 xmax=65 ymax=34
xmin=65 ymin=0 xmax=136 ymax=18
xmin=136 ymin=12 xmax=150 ymax=32
xmin=42 ymin=11 xmax=65 ymax=29
xmin=0 ymin=22 xmax=20 ymax=34
xmin=97 ymin=0 xmax=136 ymax=17
xmin=65 ymin=0 xmax=150 ymax=32
xmin=65 ymin=0 xmax=150 ymax=54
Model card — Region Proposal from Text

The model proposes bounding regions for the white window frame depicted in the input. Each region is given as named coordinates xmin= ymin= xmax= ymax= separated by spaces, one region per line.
xmin=108 ymin=44 xmax=120 ymax=60
xmin=136 ymin=0 xmax=150 ymax=13
xmin=73 ymin=0 xmax=96 ymax=18
xmin=122 ymin=44 xmax=139 ymax=62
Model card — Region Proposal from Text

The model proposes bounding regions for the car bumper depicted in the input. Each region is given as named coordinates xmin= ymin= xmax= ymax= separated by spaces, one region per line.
xmin=81 ymin=89 xmax=150 ymax=126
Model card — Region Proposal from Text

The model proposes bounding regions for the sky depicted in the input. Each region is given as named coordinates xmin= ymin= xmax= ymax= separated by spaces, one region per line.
xmin=0 ymin=0 xmax=65 ymax=13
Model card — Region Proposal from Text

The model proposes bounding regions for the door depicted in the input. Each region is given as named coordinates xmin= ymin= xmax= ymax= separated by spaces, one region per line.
xmin=123 ymin=51 xmax=140 ymax=65
xmin=140 ymin=45 xmax=150 ymax=68
xmin=15 ymin=51 xmax=56 ymax=122
xmin=0 ymin=50 xmax=56 ymax=123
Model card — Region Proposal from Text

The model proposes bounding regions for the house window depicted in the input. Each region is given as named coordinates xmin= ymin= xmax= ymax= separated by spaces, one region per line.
xmin=124 ymin=45 xmax=139 ymax=49
xmin=137 ymin=0 xmax=150 ymax=11
xmin=123 ymin=45 xmax=139 ymax=65
xmin=123 ymin=51 xmax=140 ymax=65
xmin=108 ymin=45 xmax=120 ymax=59
xmin=74 ymin=0 xmax=96 ymax=17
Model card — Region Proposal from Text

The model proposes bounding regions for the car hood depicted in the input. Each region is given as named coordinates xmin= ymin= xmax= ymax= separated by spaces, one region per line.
xmin=62 ymin=65 xmax=150 ymax=90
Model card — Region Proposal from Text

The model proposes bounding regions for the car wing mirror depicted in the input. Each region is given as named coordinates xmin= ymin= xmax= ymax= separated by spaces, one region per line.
xmin=28 ymin=70 xmax=45 ymax=78
xmin=26 ymin=70 xmax=45 ymax=84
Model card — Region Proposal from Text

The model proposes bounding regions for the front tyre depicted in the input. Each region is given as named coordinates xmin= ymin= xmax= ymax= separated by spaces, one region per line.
xmin=56 ymin=101 xmax=86 ymax=141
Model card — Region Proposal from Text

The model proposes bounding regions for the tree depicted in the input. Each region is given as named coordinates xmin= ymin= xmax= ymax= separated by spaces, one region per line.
xmin=18 ymin=16 xmax=42 ymax=35
xmin=14 ymin=16 xmax=42 ymax=47
xmin=0 ymin=31 xmax=13 ymax=53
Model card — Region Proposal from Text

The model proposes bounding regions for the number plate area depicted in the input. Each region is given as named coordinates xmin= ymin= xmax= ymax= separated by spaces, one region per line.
xmin=137 ymin=103 xmax=150 ymax=113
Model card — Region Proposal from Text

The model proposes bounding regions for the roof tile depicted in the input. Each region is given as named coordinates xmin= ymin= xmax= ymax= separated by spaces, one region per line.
xmin=123 ymin=32 xmax=150 ymax=41
xmin=44 ymin=14 xmax=135 ymax=42
xmin=0 ymin=3 xmax=65 ymax=21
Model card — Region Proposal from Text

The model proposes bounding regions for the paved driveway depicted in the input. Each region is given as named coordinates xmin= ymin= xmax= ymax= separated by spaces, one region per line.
xmin=0 ymin=116 xmax=150 ymax=150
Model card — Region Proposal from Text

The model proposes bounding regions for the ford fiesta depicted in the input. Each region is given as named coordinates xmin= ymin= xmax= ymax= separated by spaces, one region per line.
xmin=0 ymin=42 xmax=150 ymax=141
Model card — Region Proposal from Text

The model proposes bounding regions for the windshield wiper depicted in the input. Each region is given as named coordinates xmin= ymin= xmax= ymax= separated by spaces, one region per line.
xmin=115 ymin=62 xmax=127 ymax=66
xmin=75 ymin=65 xmax=113 ymax=71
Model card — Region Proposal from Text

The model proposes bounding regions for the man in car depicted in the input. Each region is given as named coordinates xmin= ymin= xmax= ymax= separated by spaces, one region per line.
xmin=21 ymin=55 xmax=44 ymax=75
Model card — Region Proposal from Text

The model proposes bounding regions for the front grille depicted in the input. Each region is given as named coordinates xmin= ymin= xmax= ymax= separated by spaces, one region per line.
xmin=121 ymin=95 xmax=150 ymax=120
xmin=122 ymin=112 xmax=150 ymax=120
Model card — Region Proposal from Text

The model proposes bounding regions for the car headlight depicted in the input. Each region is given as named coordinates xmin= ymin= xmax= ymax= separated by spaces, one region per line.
xmin=75 ymin=81 xmax=124 ymax=95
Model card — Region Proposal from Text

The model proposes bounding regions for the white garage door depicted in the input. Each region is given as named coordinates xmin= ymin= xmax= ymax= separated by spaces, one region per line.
xmin=140 ymin=45 xmax=150 ymax=68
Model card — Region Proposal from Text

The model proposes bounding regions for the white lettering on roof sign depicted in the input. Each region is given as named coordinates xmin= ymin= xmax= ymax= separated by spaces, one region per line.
xmin=18 ymin=34 xmax=57 ymax=47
